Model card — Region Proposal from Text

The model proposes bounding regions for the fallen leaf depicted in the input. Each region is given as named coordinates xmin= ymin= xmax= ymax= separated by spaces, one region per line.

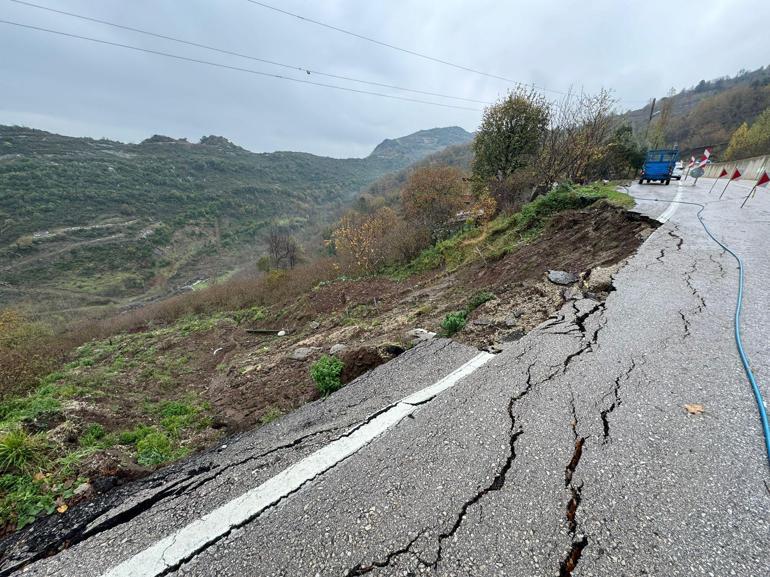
xmin=56 ymin=504 xmax=68 ymax=514
xmin=684 ymin=403 xmax=705 ymax=415
xmin=33 ymin=472 xmax=46 ymax=481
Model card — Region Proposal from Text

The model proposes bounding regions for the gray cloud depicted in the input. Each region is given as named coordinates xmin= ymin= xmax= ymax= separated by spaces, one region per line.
xmin=1 ymin=0 xmax=767 ymax=157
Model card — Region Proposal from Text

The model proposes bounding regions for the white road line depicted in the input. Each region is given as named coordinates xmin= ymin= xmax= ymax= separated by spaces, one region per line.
xmin=101 ymin=351 xmax=494 ymax=577
xmin=657 ymin=181 xmax=684 ymax=224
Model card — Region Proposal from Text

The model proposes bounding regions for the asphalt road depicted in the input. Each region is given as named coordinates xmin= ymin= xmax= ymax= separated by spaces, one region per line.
xmin=7 ymin=177 xmax=770 ymax=576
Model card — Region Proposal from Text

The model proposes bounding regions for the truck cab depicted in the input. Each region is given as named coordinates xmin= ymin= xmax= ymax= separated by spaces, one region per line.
xmin=639 ymin=149 xmax=679 ymax=185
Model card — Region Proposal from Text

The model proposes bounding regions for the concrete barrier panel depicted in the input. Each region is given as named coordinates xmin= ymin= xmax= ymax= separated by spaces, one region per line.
xmin=703 ymin=154 xmax=769 ymax=180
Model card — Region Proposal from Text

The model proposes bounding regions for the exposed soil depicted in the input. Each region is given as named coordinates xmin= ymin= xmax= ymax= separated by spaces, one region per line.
xmin=0 ymin=202 xmax=657 ymax=545
xmin=193 ymin=203 xmax=656 ymax=429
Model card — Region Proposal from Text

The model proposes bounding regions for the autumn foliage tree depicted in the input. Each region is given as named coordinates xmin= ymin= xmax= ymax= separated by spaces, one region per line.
xmin=401 ymin=166 xmax=467 ymax=242
xmin=332 ymin=207 xmax=401 ymax=273
xmin=724 ymin=108 xmax=770 ymax=160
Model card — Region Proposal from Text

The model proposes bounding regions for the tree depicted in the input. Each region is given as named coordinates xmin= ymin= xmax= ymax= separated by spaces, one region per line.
xmin=472 ymin=88 xmax=549 ymax=185
xmin=725 ymin=122 xmax=750 ymax=160
xmin=591 ymin=124 xmax=646 ymax=179
xmin=333 ymin=207 xmax=400 ymax=273
xmin=724 ymin=107 xmax=770 ymax=160
xmin=266 ymin=226 xmax=300 ymax=269
xmin=401 ymin=166 xmax=467 ymax=242
xmin=534 ymin=89 xmax=617 ymax=190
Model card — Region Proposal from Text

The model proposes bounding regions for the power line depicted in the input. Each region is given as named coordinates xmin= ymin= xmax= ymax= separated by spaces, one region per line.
xmin=243 ymin=0 xmax=570 ymax=96
xmin=0 ymin=19 xmax=483 ymax=112
xmin=243 ymin=1 xmax=652 ymax=108
xmin=9 ymin=0 xmax=491 ymax=105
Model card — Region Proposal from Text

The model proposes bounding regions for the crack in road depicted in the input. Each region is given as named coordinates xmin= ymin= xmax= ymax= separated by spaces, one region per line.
xmin=426 ymin=406 xmax=524 ymax=570
xmin=600 ymin=359 xmax=637 ymax=444
xmin=559 ymin=391 xmax=587 ymax=577
xmin=344 ymin=531 xmax=427 ymax=576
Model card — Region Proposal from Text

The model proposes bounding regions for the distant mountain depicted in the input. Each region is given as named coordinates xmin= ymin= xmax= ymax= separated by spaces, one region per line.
xmin=0 ymin=125 xmax=473 ymax=317
xmin=368 ymin=126 xmax=473 ymax=163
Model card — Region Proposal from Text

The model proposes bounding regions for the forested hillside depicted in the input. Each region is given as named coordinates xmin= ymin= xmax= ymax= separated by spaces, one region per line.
xmin=0 ymin=125 xmax=472 ymax=317
xmin=623 ymin=65 xmax=770 ymax=158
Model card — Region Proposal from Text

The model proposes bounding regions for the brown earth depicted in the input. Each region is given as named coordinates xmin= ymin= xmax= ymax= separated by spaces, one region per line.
xmin=179 ymin=203 xmax=656 ymax=429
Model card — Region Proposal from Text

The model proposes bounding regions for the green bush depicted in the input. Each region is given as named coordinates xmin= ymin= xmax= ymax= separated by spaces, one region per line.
xmin=441 ymin=311 xmax=467 ymax=336
xmin=117 ymin=424 xmax=155 ymax=445
xmin=467 ymin=290 xmax=494 ymax=311
xmin=310 ymin=355 xmax=344 ymax=396
xmin=0 ymin=429 xmax=49 ymax=474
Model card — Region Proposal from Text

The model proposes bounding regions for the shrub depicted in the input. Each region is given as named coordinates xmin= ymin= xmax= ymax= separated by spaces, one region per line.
xmin=118 ymin=424 xmax=155 ymax=445
xmin=467 ymin=291 xmax=495 ymax=311
xmin=441 ymin=311 xmax=468 ymax=336
xmin=0 ymin=429 xmax=49 ymax=474
xmin=310 ymin=355 xmax=344 ymax=396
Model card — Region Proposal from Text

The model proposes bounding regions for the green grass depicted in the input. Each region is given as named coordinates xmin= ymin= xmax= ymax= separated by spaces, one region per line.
xmin=136 ymin=432 xmax=186 ymax=466
xmin=388 ymin=183 xmax=634 ymax=279
xmin=0 ymin=429 xmax=49 ymax=474
xmin=0 ymin=390 xmax=61 ymax=429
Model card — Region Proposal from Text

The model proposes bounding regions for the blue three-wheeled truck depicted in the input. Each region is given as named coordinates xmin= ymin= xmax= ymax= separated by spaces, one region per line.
xmin=639 ymin=148 xmax=679 ymax=185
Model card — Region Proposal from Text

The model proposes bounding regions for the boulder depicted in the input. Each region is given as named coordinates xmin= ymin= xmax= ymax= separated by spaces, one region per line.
xmin=562 ymin=286 xmax=583 ymax=301
xmin=584 ymin=265 xmax=617 ymax=293
xmin=330 ymin=343 xmax=348 ymax=355
xmin=547 ymin=270 xmax=579 ymax=285
xmin=406 ymin=328 xmax=436 ymax=345
xmin=290 ymin=347 xmax=321 ymax=361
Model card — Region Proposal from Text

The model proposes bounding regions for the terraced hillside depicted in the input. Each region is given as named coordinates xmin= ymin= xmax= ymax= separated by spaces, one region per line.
xmin=0 ymin=126 xmax=472 ymax=318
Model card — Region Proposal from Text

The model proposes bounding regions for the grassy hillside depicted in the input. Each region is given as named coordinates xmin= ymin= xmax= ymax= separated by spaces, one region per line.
xmin=0 ymin=125 xmax=472 ymax=318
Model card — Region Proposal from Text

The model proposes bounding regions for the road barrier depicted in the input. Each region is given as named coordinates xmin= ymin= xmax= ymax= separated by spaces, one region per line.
xmin=703 ymin=154 xmax=769 ymax=181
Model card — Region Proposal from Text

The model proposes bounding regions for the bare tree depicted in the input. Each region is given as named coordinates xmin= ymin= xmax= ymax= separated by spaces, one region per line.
xmin=534 ymin=89 xmax=617 ymax=196
xmin=266 ymin=226 xmax=300 ymax=270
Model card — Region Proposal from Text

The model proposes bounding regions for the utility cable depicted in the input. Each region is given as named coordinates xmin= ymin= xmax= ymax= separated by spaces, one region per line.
xmin=0 ymin=19 xmax=482 ymax=112
xmin=242 ymin=0 xmax=569 ymax=95
xmin=8 ymin=0 xmax=491 ymax=105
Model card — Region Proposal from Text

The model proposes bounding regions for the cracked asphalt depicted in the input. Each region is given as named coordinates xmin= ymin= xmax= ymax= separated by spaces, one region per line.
xmin=7 ymin=178 xmax=770 ymax=576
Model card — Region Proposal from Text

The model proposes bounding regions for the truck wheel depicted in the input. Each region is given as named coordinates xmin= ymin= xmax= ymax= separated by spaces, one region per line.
xmin=638 ymin=179 xmax=644 ymax=185
xmin=665 ymin=179 xmax=671 ymax=185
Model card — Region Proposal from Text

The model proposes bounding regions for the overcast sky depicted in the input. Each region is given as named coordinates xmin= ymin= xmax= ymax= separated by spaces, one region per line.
xmin=1 ymin=0 xmax=768 ymax=157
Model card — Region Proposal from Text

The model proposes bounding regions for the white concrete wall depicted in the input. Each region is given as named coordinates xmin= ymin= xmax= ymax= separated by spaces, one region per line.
xmin=702 ymin=154 xmax=769 ymax=181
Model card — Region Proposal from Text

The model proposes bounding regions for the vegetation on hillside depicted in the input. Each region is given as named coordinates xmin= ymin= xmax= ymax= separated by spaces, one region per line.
xmin=623 ymin=65 xmax=770 ymax=157
xmin=724 ymin=107 xmax=770 ymax=160
xmin=0 ymin=125 xmax=472 ymax=317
